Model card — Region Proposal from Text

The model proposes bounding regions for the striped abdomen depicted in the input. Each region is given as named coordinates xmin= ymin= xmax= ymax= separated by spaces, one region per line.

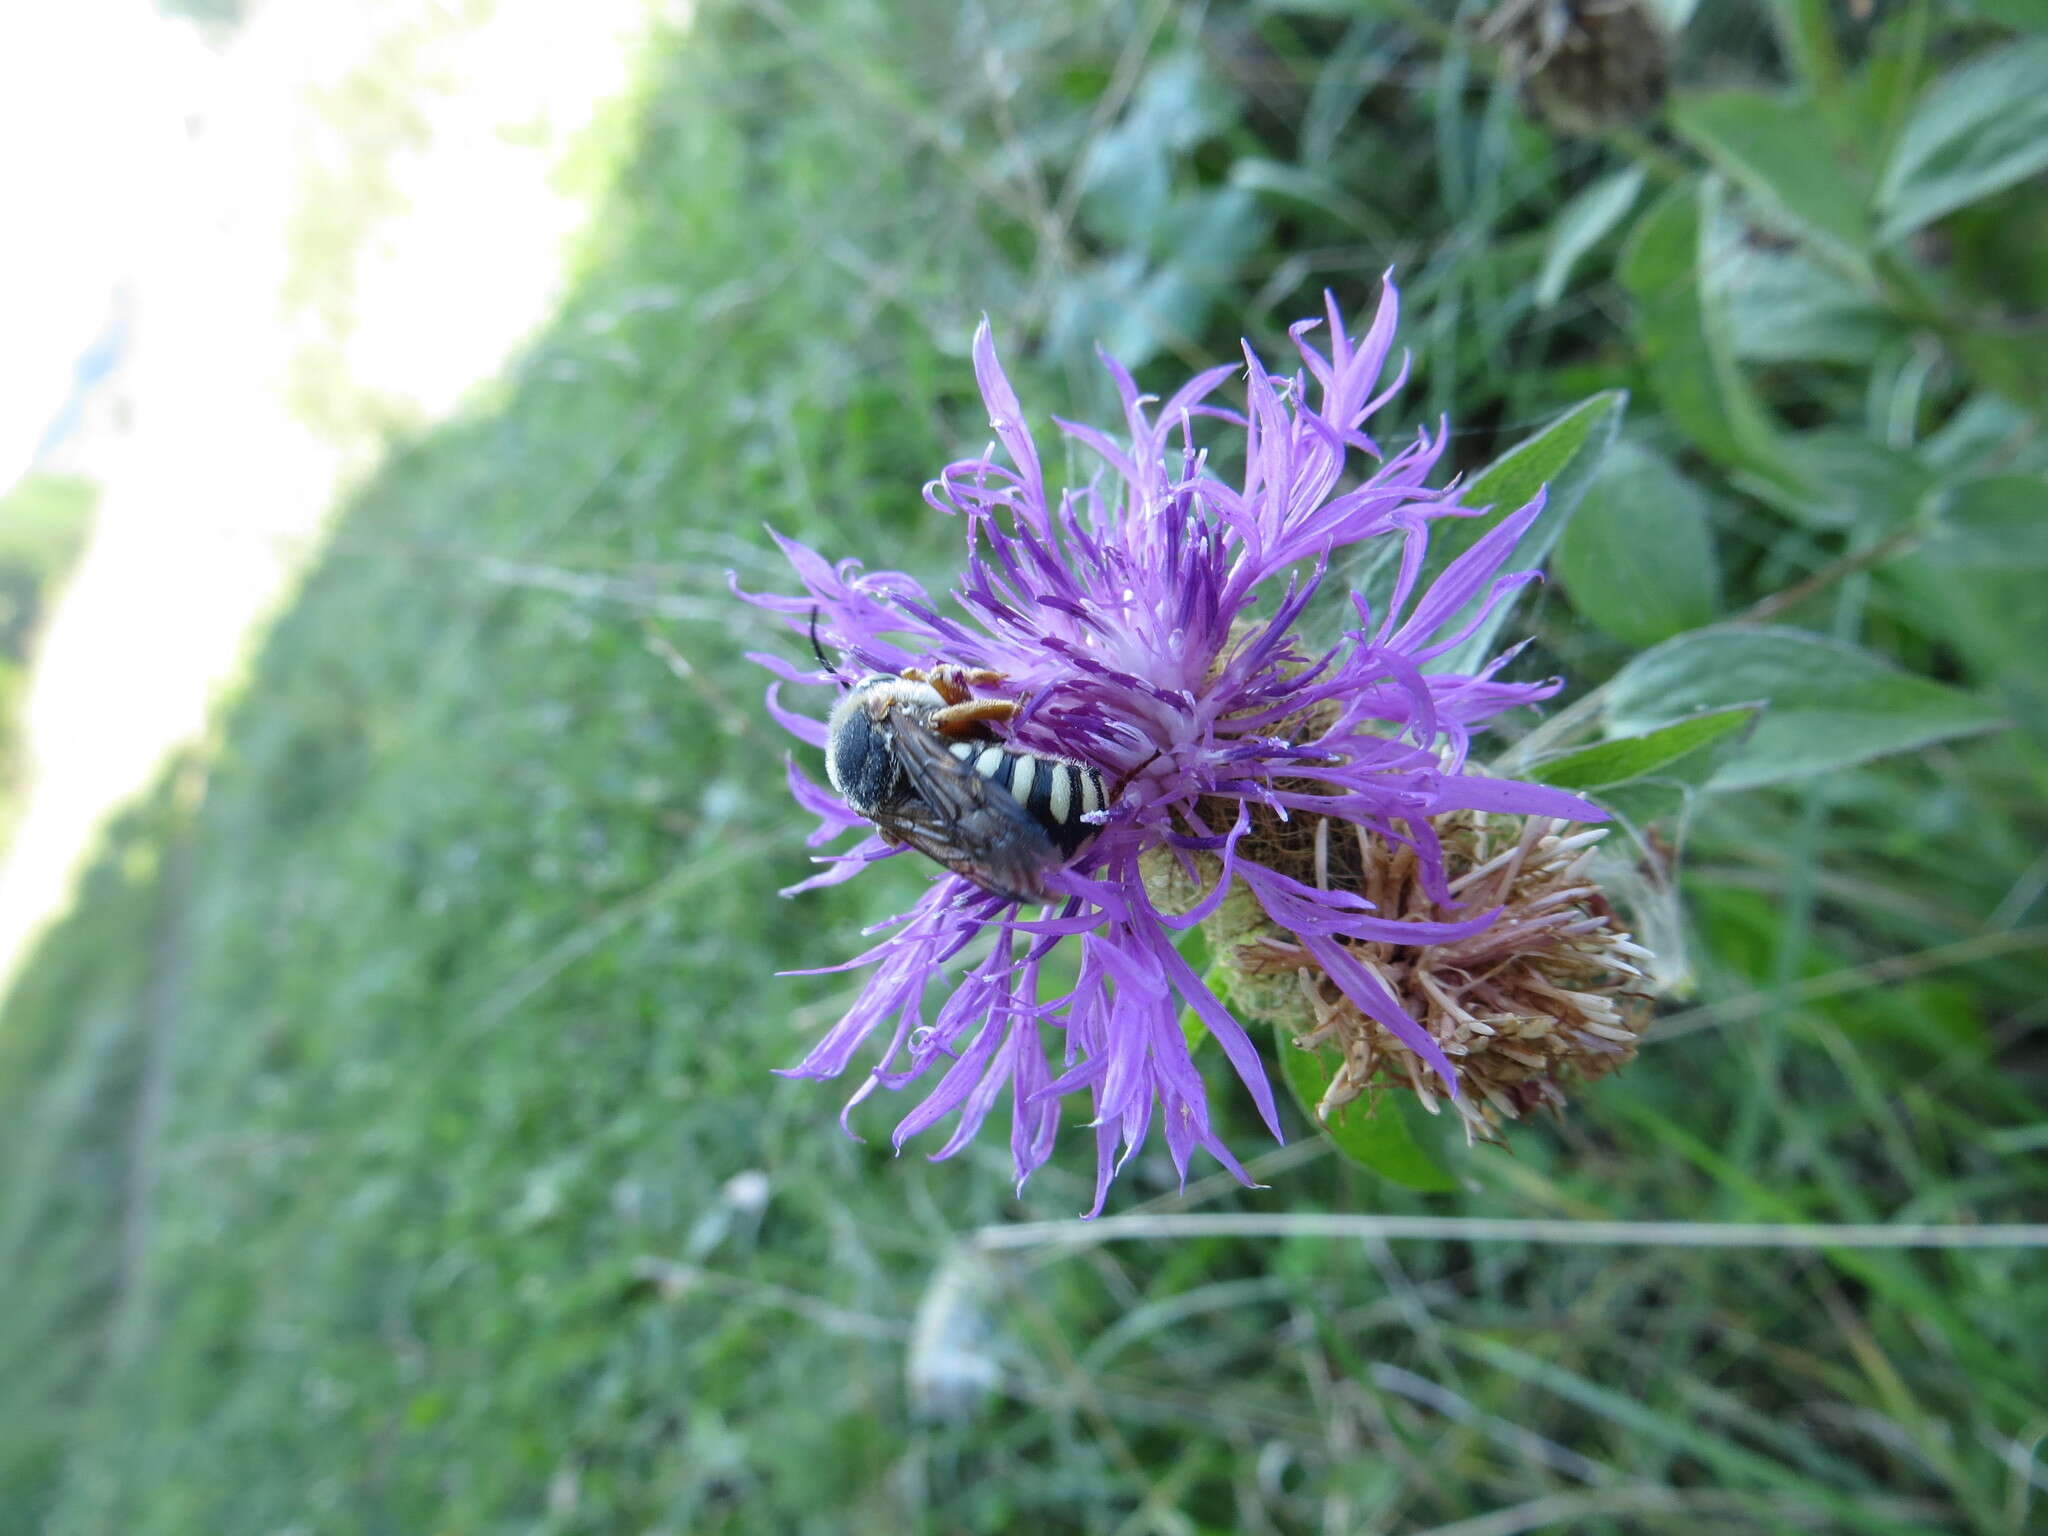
xmin=946 ymin=742 xmax=1105 ymax=855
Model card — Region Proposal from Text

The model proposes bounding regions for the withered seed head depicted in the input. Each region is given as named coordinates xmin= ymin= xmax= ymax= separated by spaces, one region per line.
xmin=1480 ymin=0 xmax=1670 ymax=136
xmin=1162 ymin=799 xmax=1655 ymax=1144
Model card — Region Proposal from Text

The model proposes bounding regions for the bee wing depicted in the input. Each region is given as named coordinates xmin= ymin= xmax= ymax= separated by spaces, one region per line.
xmin=880 ymin=719 xmax=1059 ymax=904
xmin=869 ymin=800 xmax=1049 ymax=905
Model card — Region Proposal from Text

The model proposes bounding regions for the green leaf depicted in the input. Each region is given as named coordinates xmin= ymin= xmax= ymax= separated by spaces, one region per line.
xmin=1457 ymin=392 xmax=1626 ymax=542
xmin=1075 ymin=51 xmax=1228 ymax=247
xmin=1619 ymin=181 xmax=1798 ymax=491
xmin=1717 ymin=247 xmax=1901 ymax=366
xmin=1592 ymin=756 xmax=1737 ymax=833
xmin=1047 ymin=189 xmax=1270 ymax=370
xmin=1555 ymin=440 xmax=1721 ymax=647
xmin=1420 ymin=390 xmax=1626 ymax=676
xmin=1953 ymin=0 xmax=2048 ymax=27
xmin=1919 ymin=392 xmax=2035 ymax=473
xmin=1535 ymin=165 xmax=1646 ymax=308
xmin=1878 ymin=38 xmax=2048 ymax=242
xmin=1273 ymin=1024 xmax=1456 ymax=1192
xmin=1883 ymin=488 xmax=2048 ymax=749
xmin=1775 ymin=430 xmax=1934 ymax=531
xmin=1531 ymin=706 xmax=1760 ymax=792
xmin=1313 ymin=390 xmax=1624 ymax=668
xmin=1670 ymin=89 xmax=1872 ymax=268
xmin=1602 ymin=625 xmax=2006 ymax=790
xmin=1923 ymin=475 xmax=2048 ymax=567
xmin=1178 ymin=944 xmax=1217 ymax=1056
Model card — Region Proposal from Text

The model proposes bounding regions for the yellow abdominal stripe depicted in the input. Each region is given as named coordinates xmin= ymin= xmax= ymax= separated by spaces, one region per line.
xmin=945 ymin=741 xmax=1088 ymax=826
xmin=1046 ymin=763 xmax=1071 ymax=825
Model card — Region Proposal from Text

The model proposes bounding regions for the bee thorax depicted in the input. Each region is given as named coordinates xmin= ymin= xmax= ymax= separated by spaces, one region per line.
xmin=824 ymin=677 xmax=939 ymax=813
xmin=817 ymin=670 xmax=1106 ymax=902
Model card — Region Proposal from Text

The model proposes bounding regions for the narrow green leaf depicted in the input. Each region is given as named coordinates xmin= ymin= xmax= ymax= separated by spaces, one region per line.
xmin=1670 ymin=89 xmax=1872 ymax=268
xmin=1531 ymin=705 xmax=1760 ymax=792
xmin=1230 ymin=158 xmax=1386 ymax=241
xmin=1422 ymin=391 xmax=1626 ymax=676
xmin=1461 ymin=394 xmax=1625 ymax=518
xmin=1878 ymin=37 xmax=2048 ymax=241
xmin=1458 ymin=1335 xmax=1929 ymax=1530
xmin=1535 ymin=165 xmax=1646 ymax=308
xmin=1555 ymin=440 xmax=1721 ymax=647
xmin=1603 ymin=625 xmax=2006 ymax=790
xmin=1760 ymin=0 xmax=1850 ymax=106
xmin=1300 ymin=14 xmax=1400 ymax=166
xmin=1601 ymin=709 xmax=1763 ymax=834
xmin=1273 ymin=1024 xmax=1456 ymax=1192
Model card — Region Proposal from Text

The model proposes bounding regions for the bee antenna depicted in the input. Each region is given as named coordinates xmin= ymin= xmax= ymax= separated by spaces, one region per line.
xmin=807 ymin=607 xmax=845 ymax=689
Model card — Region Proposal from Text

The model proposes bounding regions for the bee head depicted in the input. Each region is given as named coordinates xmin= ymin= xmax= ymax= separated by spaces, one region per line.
xmin=823 ymin=674 xmax=944 ymax=809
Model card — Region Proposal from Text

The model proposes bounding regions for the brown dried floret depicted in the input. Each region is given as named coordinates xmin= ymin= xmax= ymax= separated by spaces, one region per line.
xmin=1158 ymin=798 xmax=1654 ymax=1144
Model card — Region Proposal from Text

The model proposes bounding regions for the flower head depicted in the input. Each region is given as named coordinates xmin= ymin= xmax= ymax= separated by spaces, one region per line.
xmin=1200 ymin=807 xmax=1655 ymax=1138
xmin=736 ymin=280 xmax=1608 ymax=1213
xmin=1480 ymin=0 xmax=1670 ymax=137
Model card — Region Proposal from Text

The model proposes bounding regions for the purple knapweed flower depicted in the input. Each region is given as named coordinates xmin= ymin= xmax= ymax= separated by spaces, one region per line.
xmin=734 ymin=280 xmax=1604 ymax=1214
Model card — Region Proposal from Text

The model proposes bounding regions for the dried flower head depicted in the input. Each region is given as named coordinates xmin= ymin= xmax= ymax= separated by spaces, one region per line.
xmin=736 ymin=280 xmax=1631 ymax=1213
xmin=1188 ymin=807 xmax=1654 ymax=1140
xmin=1480 ymin=0 xmax=1670 ymax=135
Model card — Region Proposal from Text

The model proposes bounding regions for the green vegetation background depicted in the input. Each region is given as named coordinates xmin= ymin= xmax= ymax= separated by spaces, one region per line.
xmin=3 ymin=3 xmax=2045 ymax=1532
xmin=0 ymin=475 xmax=94 ymax=834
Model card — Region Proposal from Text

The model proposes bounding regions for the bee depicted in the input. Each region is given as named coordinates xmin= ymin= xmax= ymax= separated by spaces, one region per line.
xmin=818 ymin=638 xmax=1106 ymax=905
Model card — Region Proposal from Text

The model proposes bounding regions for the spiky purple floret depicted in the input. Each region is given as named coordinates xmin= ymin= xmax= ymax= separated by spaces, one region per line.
xmin=734 ymin=280 xmax=1602 ymax=1214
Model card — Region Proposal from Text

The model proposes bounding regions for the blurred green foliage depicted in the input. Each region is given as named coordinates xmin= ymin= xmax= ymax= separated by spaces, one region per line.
xmin=155 ymin=0 xmax=247 ymax=35
xmin=0 ymin=473 xmax=95 ymax=829
xmin=2 ymin=2 xmax=2045 ymax=1533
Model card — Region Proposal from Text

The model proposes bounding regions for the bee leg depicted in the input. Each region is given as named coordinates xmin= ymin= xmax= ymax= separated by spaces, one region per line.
xmin=1111 ymin=748 xmax=1164 ymax=797
xmin=928 ymin=699 xmax=1020 ymax=737
xmin=902 ymin=664 xmax=1007 ymax=705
